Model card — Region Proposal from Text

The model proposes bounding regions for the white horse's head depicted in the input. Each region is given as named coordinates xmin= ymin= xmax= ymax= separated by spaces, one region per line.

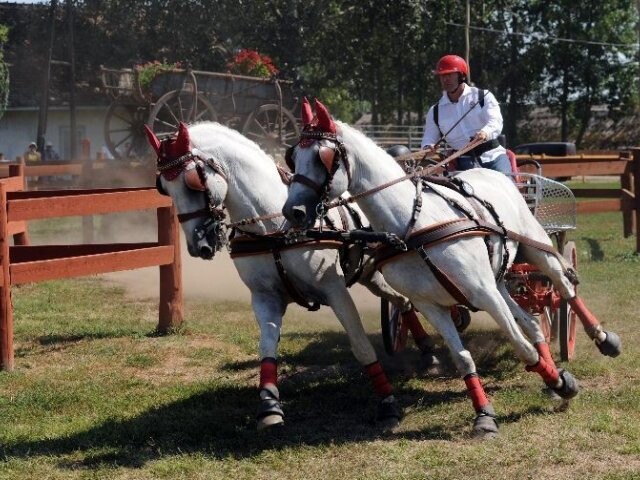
xmin=145 ymin=122 xmax=229 ymax=259
xmin=282 ymin=98 xmax=353 ymax=228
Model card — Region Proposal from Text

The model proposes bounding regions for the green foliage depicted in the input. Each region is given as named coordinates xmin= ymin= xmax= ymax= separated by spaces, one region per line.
xmin=134 ymin=60 xmax=182 ymax=90
xmin=3 ymin=0 xmax=639 ymax=144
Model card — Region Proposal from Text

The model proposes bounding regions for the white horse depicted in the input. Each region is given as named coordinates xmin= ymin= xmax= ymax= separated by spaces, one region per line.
xmin=144 ymin=121 xmax=438 ymax=431
xmin=282 ymin=98 xmax=621 ymax=438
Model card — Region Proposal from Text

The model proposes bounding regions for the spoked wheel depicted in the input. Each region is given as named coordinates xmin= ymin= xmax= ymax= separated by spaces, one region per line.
xmin=380 ymin=299 xmax=408 ymax=356
xmin=540 ymin=305 xmax=558 ymax=345
xmin=148 ymin=90 xmax=217 ymax=138
xmin=557 ymin=241 xmax=578 ymax=361
xmin=242 ymin=104 xmax=300 ymax=160
xmin=104 ymin=101 xmax=150 ymax=160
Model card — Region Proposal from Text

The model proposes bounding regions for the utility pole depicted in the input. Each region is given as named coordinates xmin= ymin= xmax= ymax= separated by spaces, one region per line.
xmin=66 ymin=0 xmax=77 ymax=160
xmin=465 ymin=0 xmax=471 ymax=84
xmin=36 ymin=0 xmax=57 ymax=152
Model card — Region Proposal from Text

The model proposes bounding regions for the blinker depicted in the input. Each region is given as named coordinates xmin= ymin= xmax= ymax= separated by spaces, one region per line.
xmin=318 ymin=146 xmax=336 ymax=172
xmin=184 ymin=163 xmax=206 ymax=191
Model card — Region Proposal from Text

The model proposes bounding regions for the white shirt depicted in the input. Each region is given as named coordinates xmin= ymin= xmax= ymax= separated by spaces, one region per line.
xmin=421 ymin=84 xmax=506 ymax=163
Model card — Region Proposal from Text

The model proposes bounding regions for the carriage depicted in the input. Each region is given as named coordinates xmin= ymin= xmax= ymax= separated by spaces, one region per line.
xmin=381 ymin=159 xmax=579 ymax=362
xmin=99 ymin=65 xmax=300 ymax=160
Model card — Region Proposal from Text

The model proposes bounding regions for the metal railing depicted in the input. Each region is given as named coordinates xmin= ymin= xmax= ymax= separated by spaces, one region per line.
xmin=355 ymin=125 xmax=424 ymax=150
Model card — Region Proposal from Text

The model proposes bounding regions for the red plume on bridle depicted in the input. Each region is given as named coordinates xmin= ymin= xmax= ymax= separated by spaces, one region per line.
xmin=314 ymin=99 xmax=336 ymax=134
xmin=144 ymin=122 xmax=191 ymax=162
xmin=143 ymin=124 xmax=161 ymax=156
xmin=300 ymin=97 xmax=314 ymax=127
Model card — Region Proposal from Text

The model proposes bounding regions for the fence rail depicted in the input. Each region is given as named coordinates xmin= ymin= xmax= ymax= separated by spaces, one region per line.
xmin=0 ymin=165 xmax=182 ymax=371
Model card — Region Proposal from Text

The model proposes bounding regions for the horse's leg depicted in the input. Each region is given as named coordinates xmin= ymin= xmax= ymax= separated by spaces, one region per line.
xmin=251 ymin=291 xmax=287 ymax=431
xmin=359 ymin=270 xmax=439 ymax=366
xmin=325 ymin=284 xmax=401 ymax=426
xmin=410 ymin=301 xmax=498 ymax=438
xmin=497 ymin=283 xmax=557 ymax=369
xmin=521 ymin=246 xmax=622 ymax=357
xmin=472 ymin=284 xmax=579 ymax=401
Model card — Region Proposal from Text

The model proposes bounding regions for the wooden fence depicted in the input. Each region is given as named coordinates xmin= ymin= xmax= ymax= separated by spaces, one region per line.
xmin=516 ymin=148 xmax=640 ymax=252
xmin=0 ymin=148 xmax=638 ymax=370
xmin=0 ymin=164 xmax=182 ymax=371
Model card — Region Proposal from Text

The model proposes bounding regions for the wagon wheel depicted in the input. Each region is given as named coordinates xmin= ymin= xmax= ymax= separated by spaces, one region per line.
xmin=540 ymin=305 xmax=558 ymax=344
xmin=104 ymin=101 xmax=150 ymax=160
xmin=242 ymin=104 xmax=300 ymax=160
xmin=380 ymin=299 xmax=408 ymax=356
xmin=147 ymin=90 xmax=218 ymax=138
xmin=557 ymin=241 xmax=578 ymax=361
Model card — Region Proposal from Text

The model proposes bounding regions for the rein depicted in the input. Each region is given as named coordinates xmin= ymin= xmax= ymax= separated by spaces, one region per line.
xmin=324 ymin=136 xmax=485 ymax=210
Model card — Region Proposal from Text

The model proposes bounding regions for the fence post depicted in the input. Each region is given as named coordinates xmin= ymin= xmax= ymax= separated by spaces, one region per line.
xmin=621 ymin=152 xmax=633 ymax=238
xmin=9 ymin=164 xmax=30 ymax=246
xmin=157 ymin=205 xmax=183 ymax=333
xmin=81 ymin=157 xmax=94 ymax=244
xmin=0 ymin=183 xmax=14 ymax=371
xmin=632 ymin=148 xmax=640 ymax=253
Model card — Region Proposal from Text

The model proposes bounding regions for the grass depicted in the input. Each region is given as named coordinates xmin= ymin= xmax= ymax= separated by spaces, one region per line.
xmin=0 ymin=209 xmax=639 ymax=479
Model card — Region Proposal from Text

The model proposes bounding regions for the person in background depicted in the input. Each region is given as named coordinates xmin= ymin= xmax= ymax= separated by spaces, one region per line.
xmin=421 ymin=54 xmax=512 ymax=175
xmin=42 ymin=142 xmax=61 ymax=161
xmin=23 ymin=141 xmax=41 ymax=162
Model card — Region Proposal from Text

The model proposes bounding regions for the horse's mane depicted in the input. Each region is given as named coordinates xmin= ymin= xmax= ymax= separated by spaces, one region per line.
xmin=187 ymin=121 xmax=276 ymax=171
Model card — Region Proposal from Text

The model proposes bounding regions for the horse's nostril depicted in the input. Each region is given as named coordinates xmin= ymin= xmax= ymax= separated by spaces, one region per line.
xmin=199 ymin=245 xmax=214 ymax=259
xmin=292 ymin=205 xmax=307 ymax=225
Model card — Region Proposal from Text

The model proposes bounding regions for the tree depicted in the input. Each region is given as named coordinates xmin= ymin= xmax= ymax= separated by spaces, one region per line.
xmin=0 ymin=24 xmax=8 ymax=120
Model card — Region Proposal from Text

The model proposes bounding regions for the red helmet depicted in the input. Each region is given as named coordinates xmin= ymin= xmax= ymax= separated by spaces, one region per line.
xmin=434 ymin=55 xmax=468 ymax=76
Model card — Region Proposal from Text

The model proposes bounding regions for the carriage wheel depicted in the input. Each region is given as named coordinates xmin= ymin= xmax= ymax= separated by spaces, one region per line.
xmin=557 ymin=241 xmax=578 ymax=361
xmin=147 ymin=90 xmax=217 ymax=138
xmin=540 ymin=305 xmax=558 ymax=344
xmin=380 ymin=299 xmax=408 ymax=356
xmin=242 ymin=104 xmax=300 ymax=160
xmin=104 ymin=101 xmax=150 ymax=160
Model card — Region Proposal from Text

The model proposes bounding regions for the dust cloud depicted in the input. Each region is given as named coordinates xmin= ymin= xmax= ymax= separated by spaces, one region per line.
xmin=94 ymin=211 xmax=379 ymax=310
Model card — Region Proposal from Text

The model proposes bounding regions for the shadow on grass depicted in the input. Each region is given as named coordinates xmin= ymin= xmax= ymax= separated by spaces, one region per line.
xmin=3 ymin=328 xmax=551 ymax=470
xmin=14 ymin=330 xmax=142 ymax=358
xmin=582 ymin=236 xmax=605 ymax=261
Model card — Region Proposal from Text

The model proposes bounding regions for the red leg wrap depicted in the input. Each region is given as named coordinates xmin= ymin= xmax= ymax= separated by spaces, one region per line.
xmin=365 ymin=361 xmax=393 ymax=397
xmin=525 ymin=356 xmax=559 ymax=386
xmin=535 ymin=342 xmax=556 ymax=370
xmin=569 ymin=296 xmax=600 ymax=331
xmin=259 ymin=357 xmax=278 ymax=388
xmin=464 ymin=373 xmax=490 ymax=411
xmin=402 ymin=309 xmax=428 ymax=343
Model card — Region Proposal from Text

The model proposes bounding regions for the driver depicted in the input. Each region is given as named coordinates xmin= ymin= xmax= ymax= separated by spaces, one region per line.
xmin=421 ymin=54 xmax=512 ymax=175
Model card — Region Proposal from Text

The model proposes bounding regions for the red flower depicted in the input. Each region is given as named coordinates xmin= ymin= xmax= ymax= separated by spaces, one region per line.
xmin=227 ymin=49 xmax=279 ymax=77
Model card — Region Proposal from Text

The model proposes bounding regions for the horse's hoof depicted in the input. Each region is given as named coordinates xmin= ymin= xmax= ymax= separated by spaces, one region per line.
xmin=376 ymin=396 xmax=402 ymax=430
xmin=256 ymin=385 xmax=284 ymax=431
xmin=257 ymin=414 xmax=285 ymax=431
xmin=596 ymin=331 xmax=622 ymax=357
xmin=551 ymin=368 xmax=579 ymax=400
xmin=452 ymin=306 xmax=472 ymax=333
xmin=472 ymin=414 xmax=499 ymax=439
xmin=418 ymin=350 xmax=439 ymax=368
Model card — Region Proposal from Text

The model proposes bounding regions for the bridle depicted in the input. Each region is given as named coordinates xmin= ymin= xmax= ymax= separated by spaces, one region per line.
xmin=156 ymin=148 xmax=230 ymax=255
xmin=285 ymin=129 xmax=351 ymax=215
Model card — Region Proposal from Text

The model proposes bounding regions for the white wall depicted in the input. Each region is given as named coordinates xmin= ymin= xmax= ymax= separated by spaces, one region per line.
xmin=0 ymin=106 xmax=109 ymax=161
